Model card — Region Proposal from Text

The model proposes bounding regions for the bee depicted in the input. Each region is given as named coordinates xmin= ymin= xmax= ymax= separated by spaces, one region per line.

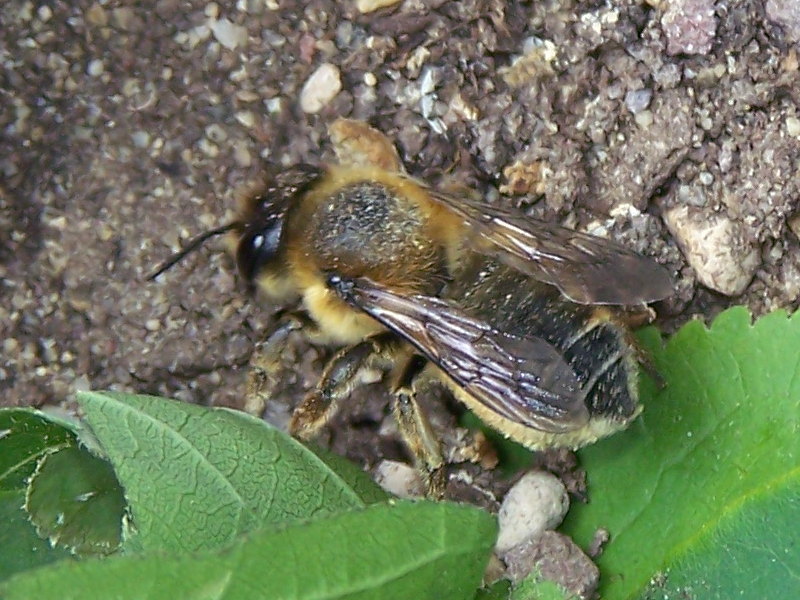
xmin=150 ymin=119 xmax=672 ymax=492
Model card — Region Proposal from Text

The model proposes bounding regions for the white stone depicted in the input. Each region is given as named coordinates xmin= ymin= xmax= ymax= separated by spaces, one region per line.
xmin=786 ymin=116 xmax=800 ymax=137
xmin=131 ymin=130 xmax=150 ymax=148
xmin=663 ymin=205 xmax=760 ymax=296
xmin=37 ymin=5 xmax=53 ymax=21
xmin=300 ymin=63 xmax=341 ymax=113
xmin=373 ymin=460 xmax=424 ymax=499
xmin=87 ymin=59 xmax=104 ymax=77
xmin=235 ymin=110 xmax=255 ymax=128
xmin=356 ymin=0 xmax=402 ymax=14
xmin=210 ymin=18 xmax=247 ymax=50
xmin=495 ymin=471 xmax=569 ymax=553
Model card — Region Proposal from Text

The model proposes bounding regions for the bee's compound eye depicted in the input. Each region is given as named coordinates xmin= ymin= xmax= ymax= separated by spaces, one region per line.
xmin=236 ymin=224 xmax=281 ymax=284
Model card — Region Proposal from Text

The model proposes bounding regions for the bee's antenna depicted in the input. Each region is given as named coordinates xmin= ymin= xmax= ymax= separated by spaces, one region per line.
xmin=147 ymin=222 xmax=238 ymax=281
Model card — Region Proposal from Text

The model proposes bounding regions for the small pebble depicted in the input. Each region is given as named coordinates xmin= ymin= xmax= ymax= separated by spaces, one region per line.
xmin=236 ymin=90 xmax=259 ymax=102
xmin=625 ymin=89 xmax=652 ymax=114
xmin=634 ymin=110 xmax=654 ymax=128
xmin=210 ymin=18 xmax=247 ymax=50
xmin=85 ymin=3 xmax=108 ymax=26
xmin=235 ymin=110 xmax=255 ymax=128
xmin=788 ymin=213 xmax=800 ymax=239
xmin=131 ymin=130 xmax=150 ymax=148
xmin=112 ymin=7 xmax=137 ymax=31
xmin=300 ymin=63 xmax=341 ymax=113
xmin=495 ymin=471 xmax=569 ymax=553
xmin=502 ymin=530 xmax=600 ymax=598
xmin=205 ymin=2 xmax=219 ymax=18
xmin=233 ymin=144 xmax=252 ymax=167
xmin=373 ymin=460 xmax=425 ymax=499
xmin=786 ymin=116 xmax=800 ymax=137
xmin=663 ymin=205 xmax=760 ymax=296
xmin=205 ymin=123 xmax=227 ymax=143
xmin=356 ymin=0 xmax=402 ymax=14
xmin=37 ymin=5 xmax=53 ymax=21
xmin=661 ymin=0 xmax=716 ymax=56
xmin=87 ymin=59 xmax=104 ymax=77
xmin=197 ymin=137 xmax=219 ymax=157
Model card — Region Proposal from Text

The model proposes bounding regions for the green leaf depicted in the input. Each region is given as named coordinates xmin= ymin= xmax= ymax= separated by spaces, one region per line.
xmin=0 ymin=489 xmax=72 ymax=582
xmin=1 ymin=500 xmax=497 ymax=600
xmin=510 ymin=573 xmax=576 ymax=600
xmin=26 ymin=446 xmax=125 ymax=556
xmin=562 ymin=307 xmax=800 ymax=599
xmin=474 ymin=571 xmax=576 ymax=600
xmin=305 ymin=442 xmax=391 ymax=504
xmin=644 ymin=483 xmax=800 ymax=598
xmin=0 ymin=408 xmax=116 ymax=576
xmin=0 ymin=409 xmax=76 ymax=491
xmin=474 ymin=579 xmax=512 ymax=600
xmin=76 ymin=391 xmax=380 ymax=553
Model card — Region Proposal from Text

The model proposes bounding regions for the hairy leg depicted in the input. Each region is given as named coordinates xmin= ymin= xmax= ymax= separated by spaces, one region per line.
xmin=245 ymin=311 xmax=318 ymax=416
xmin=288 ymin=332 xmax=403 ymax=439
xmin=390 ymin=356 xmax=446 ymax=498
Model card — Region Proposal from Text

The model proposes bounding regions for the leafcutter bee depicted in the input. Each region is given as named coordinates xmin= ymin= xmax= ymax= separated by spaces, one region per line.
xmin=150 ymin=119 xmax=672 ymax=491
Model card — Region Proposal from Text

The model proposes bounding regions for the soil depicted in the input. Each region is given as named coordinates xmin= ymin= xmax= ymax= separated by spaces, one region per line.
xmin=2 ymin=0 xmax=799 ymax=592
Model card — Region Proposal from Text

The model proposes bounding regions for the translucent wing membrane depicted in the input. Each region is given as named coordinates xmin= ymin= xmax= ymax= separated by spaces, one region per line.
xmin=329 ymin=276 xmax=590 ymax=433
xmin=428 ymin=189 xmax=673 ymax=305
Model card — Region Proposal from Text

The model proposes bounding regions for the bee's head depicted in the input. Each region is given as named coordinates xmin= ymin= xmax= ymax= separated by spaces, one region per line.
xmin=234 ymin=163 xmax=323 ymax=291
xmin=234 ymin=210 xmax=285 ymax=288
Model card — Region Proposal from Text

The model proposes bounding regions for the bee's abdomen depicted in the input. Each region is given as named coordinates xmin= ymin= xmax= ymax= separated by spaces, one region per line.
xmin=449 ymin=260 xmax=639 ymax=423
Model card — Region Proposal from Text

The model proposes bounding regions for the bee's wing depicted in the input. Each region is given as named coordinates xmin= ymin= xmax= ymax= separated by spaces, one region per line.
xmin=428 ymin=189 xmax=673 ymax=305
xmin=330 ymin=276 xmax=589 ymax=433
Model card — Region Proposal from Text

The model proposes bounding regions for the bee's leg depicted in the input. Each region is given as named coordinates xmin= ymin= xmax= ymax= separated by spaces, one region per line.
xmin=289 ymin=332 xmax=401 ymax=440
xmin=245 ymin=311 xmax=319 ymax=416
xmin=390 ymin=357 xmax=446 ymax=498
xmin=629 ymin=335 xmax=665 ymax=389
xmin=615 ymin=308 xmax=665 ymax=389
xmin=618 ymin=306 xmax=666 ymax=387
